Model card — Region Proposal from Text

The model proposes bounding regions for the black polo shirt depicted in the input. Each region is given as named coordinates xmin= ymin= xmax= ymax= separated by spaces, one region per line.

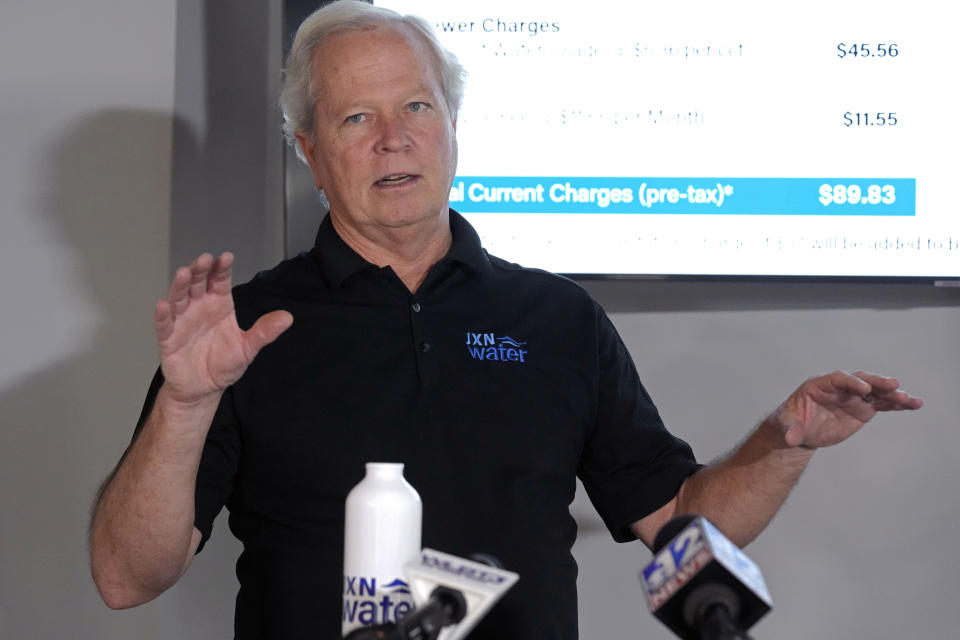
xmin=136 ymin=211 xmax=699 ymax=639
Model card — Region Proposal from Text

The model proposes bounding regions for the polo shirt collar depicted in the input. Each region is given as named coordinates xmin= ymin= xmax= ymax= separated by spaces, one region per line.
xmin=312 ymin=209 xmax=492 ymax=288
xmin=311 ymin=214 xmax=375 ymax=288
xmin=443 ymin=209 xmax=493 ymax=277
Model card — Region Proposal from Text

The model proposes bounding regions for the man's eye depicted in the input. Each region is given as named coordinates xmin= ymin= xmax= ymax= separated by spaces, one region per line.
xmin=408 ymin=102 xmax=427 ymax=113
xmin=346 ymin=113 xmax=365 ymax=124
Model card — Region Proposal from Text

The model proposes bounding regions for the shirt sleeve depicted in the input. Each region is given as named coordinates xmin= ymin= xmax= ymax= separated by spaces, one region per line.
xmin=576 ymin=306 xmax=702 ymax=543
xmin=131 ymin=368 xmax=241 ymax=553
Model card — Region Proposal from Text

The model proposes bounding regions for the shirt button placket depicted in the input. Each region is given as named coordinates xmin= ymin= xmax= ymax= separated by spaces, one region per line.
xmin=410 ymin=299 xmax=426 ymax=349
xmin=410 ymin=297 xmax=432 ymax=383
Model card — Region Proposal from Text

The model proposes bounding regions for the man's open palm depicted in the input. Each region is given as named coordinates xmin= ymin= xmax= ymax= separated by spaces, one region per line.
xmin=154 ymin=253 xmax=293 ymax=404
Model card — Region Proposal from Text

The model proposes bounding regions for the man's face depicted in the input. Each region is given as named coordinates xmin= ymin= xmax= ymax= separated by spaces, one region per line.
xmin=297 ymin=26 xmax=458 ymax=240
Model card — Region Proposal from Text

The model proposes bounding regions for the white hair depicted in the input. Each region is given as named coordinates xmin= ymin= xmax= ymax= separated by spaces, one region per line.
xmin=280 ymin=0 xmax=467 ymax=164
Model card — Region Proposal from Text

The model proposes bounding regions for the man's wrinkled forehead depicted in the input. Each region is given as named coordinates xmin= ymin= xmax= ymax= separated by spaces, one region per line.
xmin=310 ymin=24 xmax=444 ymax=109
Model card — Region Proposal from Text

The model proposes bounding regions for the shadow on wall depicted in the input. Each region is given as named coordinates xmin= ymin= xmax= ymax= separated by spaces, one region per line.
xmin=0 ymin=110 xmax=235 ymax=640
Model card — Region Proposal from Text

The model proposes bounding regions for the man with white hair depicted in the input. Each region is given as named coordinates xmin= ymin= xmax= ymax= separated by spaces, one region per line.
xmin=89 ymin=1 xmax=922 ymax=638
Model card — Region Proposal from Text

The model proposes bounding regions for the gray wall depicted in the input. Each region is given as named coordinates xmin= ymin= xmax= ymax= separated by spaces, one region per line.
xmin=1 ymin=2 xmax=957 ymax=639
xmin=574 ymin=282 xmax=960 ymax=638
xmin=0 ymin=2 xmax=179 ymax=638
xmin=0 ymin=1 xmax=273 ymax=638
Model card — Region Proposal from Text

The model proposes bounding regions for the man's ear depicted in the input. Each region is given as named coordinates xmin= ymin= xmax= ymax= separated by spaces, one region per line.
xmin=295 ymin=131 xmax=322 ymax=190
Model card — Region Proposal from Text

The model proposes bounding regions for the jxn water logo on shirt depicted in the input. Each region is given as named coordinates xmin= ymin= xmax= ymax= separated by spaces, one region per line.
xmin=466 ymin=332 xmax=528 ymax=362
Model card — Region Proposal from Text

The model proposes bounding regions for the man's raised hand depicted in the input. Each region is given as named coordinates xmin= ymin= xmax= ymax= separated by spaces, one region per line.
xmin=773 ymin=370 xmax=923 ymax=450
xmin=153 ymin=253 xmax=293 ymax=404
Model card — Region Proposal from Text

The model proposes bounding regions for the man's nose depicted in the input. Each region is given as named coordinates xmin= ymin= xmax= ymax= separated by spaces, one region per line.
xmin=376 ymin=116 xmax=412 ymax=152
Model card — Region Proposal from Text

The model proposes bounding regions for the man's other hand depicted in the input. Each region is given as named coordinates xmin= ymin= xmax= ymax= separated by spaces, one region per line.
xmin=154 ymin=253 xmax=293 ymax=404
xmin=773 ymin=370 xmax=923 ymax=450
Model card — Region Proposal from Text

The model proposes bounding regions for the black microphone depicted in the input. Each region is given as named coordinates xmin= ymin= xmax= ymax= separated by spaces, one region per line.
xmin=640 ymin=515 xmax=773 ymax=640
xmin=392 ymin=585 xmax=467 ymax=640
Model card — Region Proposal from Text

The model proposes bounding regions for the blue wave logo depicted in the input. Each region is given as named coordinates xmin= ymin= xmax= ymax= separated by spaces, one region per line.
xmin=382 ymin=578 xmax=410 ymax=595
xmin=466 ymin=331 xmax=528 ymax=363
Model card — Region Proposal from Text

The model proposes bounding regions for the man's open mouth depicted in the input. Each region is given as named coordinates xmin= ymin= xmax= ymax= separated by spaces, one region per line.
xmin=376 ymin=174 xmax=416 ymax=185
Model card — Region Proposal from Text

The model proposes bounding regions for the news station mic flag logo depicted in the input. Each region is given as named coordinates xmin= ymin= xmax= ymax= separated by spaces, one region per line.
xmin=641 ymin=516 xmax=772 ymax=639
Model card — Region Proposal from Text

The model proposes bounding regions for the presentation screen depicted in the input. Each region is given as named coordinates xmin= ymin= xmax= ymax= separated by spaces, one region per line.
xmin=376 ymin=0 xmax=958 ymax=279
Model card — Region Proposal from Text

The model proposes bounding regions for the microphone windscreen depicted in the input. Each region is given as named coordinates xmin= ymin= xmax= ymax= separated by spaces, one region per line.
xmin=653 ymin=514 xmax=697 ymax=552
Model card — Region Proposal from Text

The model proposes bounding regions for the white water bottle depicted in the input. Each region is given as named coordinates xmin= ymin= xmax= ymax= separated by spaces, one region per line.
xmin=342 ymin=462 xmax=422 ymax=636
